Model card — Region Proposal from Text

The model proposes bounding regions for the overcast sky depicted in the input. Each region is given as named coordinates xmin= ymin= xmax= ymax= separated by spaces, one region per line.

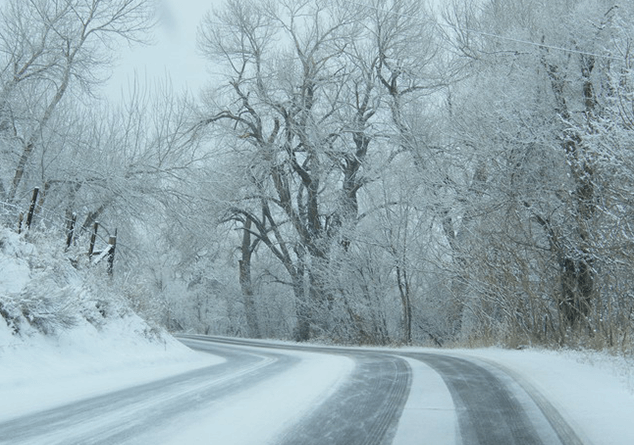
xmin=105 ymin=0 xmax=444 ymax=103
xmin=105 ymin=0 xmax=223 ymax=102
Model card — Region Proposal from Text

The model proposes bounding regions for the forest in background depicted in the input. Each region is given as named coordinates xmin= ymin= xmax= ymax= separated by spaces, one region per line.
xmin=1 ymin=0 xmax=634 ymax=351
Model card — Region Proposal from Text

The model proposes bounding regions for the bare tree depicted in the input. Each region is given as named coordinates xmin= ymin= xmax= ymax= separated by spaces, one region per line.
xmin=0 ymin=0 xmax=154 ymax=203
xmin=443 ymin=0 xmax=634 ymax=347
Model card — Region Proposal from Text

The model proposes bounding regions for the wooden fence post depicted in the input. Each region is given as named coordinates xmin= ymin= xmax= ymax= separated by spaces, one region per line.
xmin=25 ymin=187 xmax=39 ymax=230
xmin=107 ymin=229 xmax=117 ymax=276
xmin=66 ymin=212 xmax=77 ymax=249
xmin=89 ymin=221 xmax=99 ymax=257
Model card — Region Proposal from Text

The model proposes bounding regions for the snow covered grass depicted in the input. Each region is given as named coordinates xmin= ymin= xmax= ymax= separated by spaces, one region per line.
xmin=0 ymin=225 xmax=169 ymax=341
xmin=0 ymin=226 xmax=105 ymax=336
xmin=558 ymin=348 xmax=634 ymax=394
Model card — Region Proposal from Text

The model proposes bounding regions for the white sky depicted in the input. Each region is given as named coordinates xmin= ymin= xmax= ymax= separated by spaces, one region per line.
xmin=103 ymin=0 xmax=448 ymax=103
xmin=105 ymin=0 xmax=224 ymax=102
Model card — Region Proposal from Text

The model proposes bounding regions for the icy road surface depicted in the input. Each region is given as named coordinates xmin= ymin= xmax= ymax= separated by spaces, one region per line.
xmin=0 ymin=336 xmax=597 ymax=444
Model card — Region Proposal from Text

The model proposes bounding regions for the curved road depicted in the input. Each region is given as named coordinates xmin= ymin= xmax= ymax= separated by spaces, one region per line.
xmin=404 ymin=352 xmax=583 ymax=445
xmin=0 ymin=335 xmax=584 ymax=445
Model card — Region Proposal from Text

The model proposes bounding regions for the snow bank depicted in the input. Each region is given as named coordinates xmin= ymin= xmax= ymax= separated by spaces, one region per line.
xmin=0 ymin=227 xmax=219 ymax=421
xmin=0 ymin=316 xmax=220 ymax=421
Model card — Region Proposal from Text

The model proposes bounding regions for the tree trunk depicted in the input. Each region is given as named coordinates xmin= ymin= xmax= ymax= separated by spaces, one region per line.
xmin=545 ymin=56 xmax=597 ymax=328
xmin=239 ymin=219 xmax=261 ymax=339
xmin=294 ymin=273 xmax=311 ymax=342
xmin=396 ymin=264 xmax=412 ymax=344
xmin=8 ymin=63 xmax=71 ymax=203
xmin=559 ymin=256 xmax=593 ymax=327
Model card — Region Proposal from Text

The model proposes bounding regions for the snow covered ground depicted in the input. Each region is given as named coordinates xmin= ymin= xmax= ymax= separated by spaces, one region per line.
xmin=152 ymin=341 xmax=354 ymax=445
xmin=1 ymin=331 xmax=633 ymax=444
xmin=399 ymin=346 xmax=634 ymax=444
xmin=450 ymin=347 xmax=634 ymax=445
xmin=0 ymin=320 xmax=219 ymax=422
xmin=0 ymin=225 xmax=225 ymax=441
xmin=0 ymin=226 xmax=221 ymax=422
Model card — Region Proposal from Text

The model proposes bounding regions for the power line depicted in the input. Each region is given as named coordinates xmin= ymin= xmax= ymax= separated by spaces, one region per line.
xmin=444 ymin=24 xmax=624 ymax=62
xmin=349 ymin=1 xmax=625 ymax=62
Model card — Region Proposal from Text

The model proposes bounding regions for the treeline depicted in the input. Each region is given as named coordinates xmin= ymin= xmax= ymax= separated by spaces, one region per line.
xmin=3 ymin=0 xmax=634 ymax=351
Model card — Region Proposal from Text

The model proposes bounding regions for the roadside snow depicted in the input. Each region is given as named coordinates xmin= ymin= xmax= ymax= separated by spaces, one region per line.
xmin=0 ymin=319 xmax=220 ymax=421
xmin=0 ymin=227 xmax=220 ymax=422
xmin=453 ymin=348 xmax=634 ymax=445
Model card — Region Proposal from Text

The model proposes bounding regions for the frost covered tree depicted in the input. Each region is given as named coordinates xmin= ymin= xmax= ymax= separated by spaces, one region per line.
xmin=196 ymin=0 xmax=448 ymax=342
xmin=0 ymin=0 xmax=154 ymax=204
xmin=443 ymin=0 xmax=634 ymax=347
xmin=0 ymin=1 xmax=223 ymax=330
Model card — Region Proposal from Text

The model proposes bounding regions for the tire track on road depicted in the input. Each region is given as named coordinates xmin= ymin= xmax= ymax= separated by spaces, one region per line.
xmin=405 ymin=353 xmax=583 ymax=445
xmin=0 ymin=340 xmax=295 ymax=445
xmin=474 ymin=357 xmax=585 ymax=445
xmin=276 ymin=353 xmax=411 ymax=445
xmin=202 ymin=336 xmax=413 ymax=445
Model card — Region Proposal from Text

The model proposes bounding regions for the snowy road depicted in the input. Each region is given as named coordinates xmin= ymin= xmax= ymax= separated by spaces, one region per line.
xmin=0 ymin=336 xmax=587 ymax=445
xmin=0 ymin=339 xmax=304 ymax=444
xmin=401 ymin=353 xmax=583 ymax=445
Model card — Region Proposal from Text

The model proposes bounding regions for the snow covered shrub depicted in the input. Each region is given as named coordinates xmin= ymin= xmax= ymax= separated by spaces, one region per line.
xmin=0 ymin=230 xmax=83 ymax=335
xmin=23 ymin=301 xmax=74 ymax=334
xmin=0 ymin=299 xmax=19 ymax=334
xmin=0 ymin=226 xmax=157 ymax=339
